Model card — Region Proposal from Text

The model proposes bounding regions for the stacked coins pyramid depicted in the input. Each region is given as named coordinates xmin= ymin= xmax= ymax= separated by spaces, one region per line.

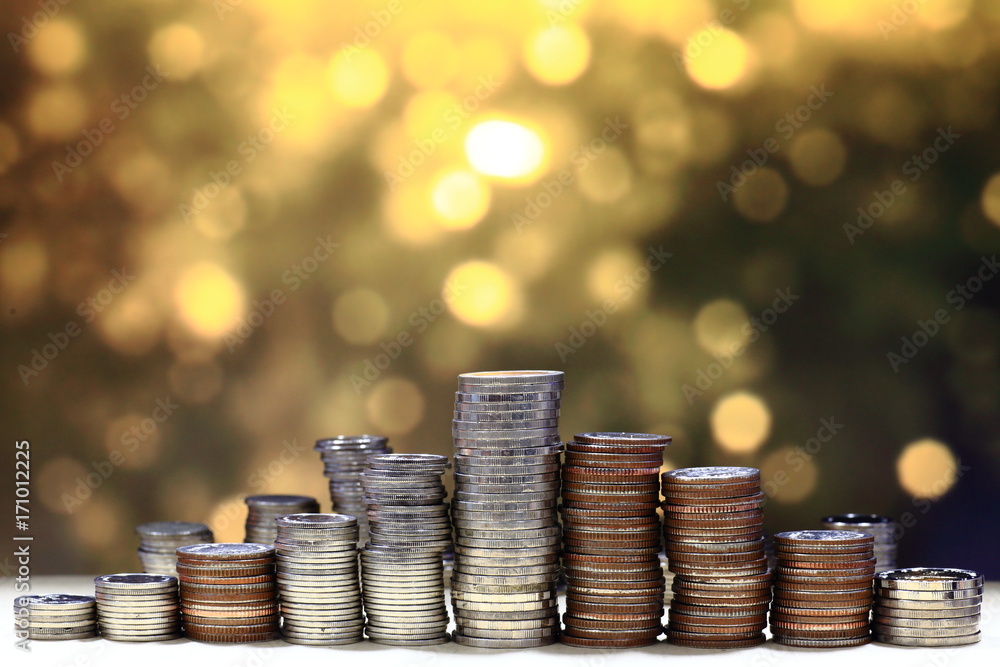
xmin=13 ymin=594 xmax=97 ymax=640
xmin=822 ymin=514 xmax=899 ymax=572
xmin=176 ymin=543 xmax=280 ymax=643
xmin=560 ymin=432 xmax=670 ymax=648
xmin=662 ymin=467 xmax=770 ymax=649
xmin=275 ymin=513 xmax=364 ymax=645
xmin=244 ymin=495 xmax=319 ymax=544
xmin=873 ymin=567 xmax=983 ymax=646
xmin=359 ymin=453 xmax=453 ymax=645
xmin=136 ymin=521 xmax=213 ymax=576
xmin=770 ymin=530 xmax=876 ymax=648
xmin=314 ymin=435 xmax=392 ymax=544
xmin=94 ymin=574 xmax=181 ymax=641
xmin=449 ymin=370 xmax=564 ymax=648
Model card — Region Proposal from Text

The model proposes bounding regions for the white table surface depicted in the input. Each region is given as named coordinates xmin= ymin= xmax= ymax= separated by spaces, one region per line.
xmin=6 ymin=576 xmax=998 ymax=666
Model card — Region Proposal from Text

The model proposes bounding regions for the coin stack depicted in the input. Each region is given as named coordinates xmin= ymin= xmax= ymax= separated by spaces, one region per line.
xmin=135 ymin=521 xmax=213 ymax=576
xmin=315 ymin=435 xmax=392 ymax=544
xmin=275 ymin=513 xmax=364 ymax=645
xmin=662 ymin=467 xmax=770 ymax=649
xmin=13 ymin=594 xmax=97 ymax=640
xmin=360 ymin=453 xmax=452 ymax=645
xmin=560 ymin=432 xmax=670 ymax=648
xmin=770 ymin=530 xmax=876 ymax=648
xmin=822 ymin=514 xmax=899 ymax=572
xmin=176 ymin=543 xmax=280 ymax=643
xmin=873 ymin=567 xmax=983 ymax=647
xmin=450 ymin=370 xmax=564 ymax=649
xmin=244 ymin=495 xmax=319 ymax=544
xmin=94 ymin=574 xmax=182 ymax=641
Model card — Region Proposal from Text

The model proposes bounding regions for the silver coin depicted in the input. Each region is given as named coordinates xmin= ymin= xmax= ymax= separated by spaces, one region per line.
xmin=876 ymin=567 xmax=983 ymax=590
xmin=15 ymin=594 xmax=96 ymax=611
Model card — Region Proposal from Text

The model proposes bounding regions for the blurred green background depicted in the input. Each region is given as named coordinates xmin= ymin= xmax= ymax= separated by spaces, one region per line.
xmin=1 ymin=0 xmax=999 ymax=578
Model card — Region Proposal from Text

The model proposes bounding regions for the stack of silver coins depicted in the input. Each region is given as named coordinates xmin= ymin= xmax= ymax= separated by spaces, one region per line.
xmin=275 ymin=513 xmax=364 ymax=645
xmin=450 ymin=370 xmax=564 ymax=648
xmin=822 ymin=514 xmax=899 ymax=572
xmin=244 ymin=495 xmax=319 ymax=544
xmin=314 ymin=435 xmax=392 ymax=544
xmin=360 ymin=453 xmax=452 ymax=645
xmin=135 ymin=521 xmax=213 ymax=576
xmin=94 ymin=574 xmax=182 ymax=641
xmin=13 ymin=594 xmax=97 ymax=640
xmin=873 ymin=567 xmax=983 ymax=646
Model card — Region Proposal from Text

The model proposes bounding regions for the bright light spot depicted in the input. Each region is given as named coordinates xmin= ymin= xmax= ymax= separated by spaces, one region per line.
xmin=760 ymin=446 xmax=818 ymax=503
xmin=586 ymin=248 xmax=643 ymax=305
xmin=711 ymin=392 xmax=772 ymax=453
xmin=26 ymin=83 xmax=87 ymax=140
xmin=897 ymin=439 xmax=958 ymax=499
xmin=328 ymin=49 xmax=389 ymax=109
xmin=445 ymin=261 xmax=522 ymax=328
xmin=98 ymin=285 xmax=163 ymax=356
xmin=333 ymin=288 xmax=390 ymax=345
xmin=789 ymin=129 xmax=847 ymax=186
xmin=524 ymin=25 xmax=591 ymax=86
xmin=465 ymin=120 xmax=546 ymax=181
xmin=366 ymin=377 xmax=425 ymax=435
xmin=28 ymin=19 xmax=87 ymax=76
xmin=402 ymin=32 xmax=459 ymax=89
xmin=981 ymin=174 xmax=1000 ymax=228
xmin=684 ymin=29 xmax=750 ymax=90
xmin=694 ymin=299 xmax=750 ymax=356
xmin=431 ymin=169 xmax=491 ymax=229
xmin=733 ymin=167 xmax=789 ymax=223
xmin=174 ymin=262 xmax=245 ymax=337
xmin=148 ymin=23 xmax=205 ymax=81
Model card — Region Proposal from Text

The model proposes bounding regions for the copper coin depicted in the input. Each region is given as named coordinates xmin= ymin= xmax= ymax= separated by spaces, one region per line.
xmin=771 ymin=624 xmax=870 ymax=638
xmin=670 ymin=601 xmax=770 ymax=617
xmin=667 ymin=550 xmax=765 ymax=565
xmin=663 ymin=492 xmax=766 ymax=507
xmin=568 ymin=592 xmax=664 ymax=605
xmin=562 ymin=626 xmax=662 ymax=640
xmin=673 ymin=580 xmax=772 ymax=595
xmin=779 ymin=558 xmax=877 ymax=570
xmin=175 ymin=563 xmax=274 ymax=578
xmin=670 ymin=611 xmax=768 ymax=626
xmin=773 ymin=604 xmax=870 ymax=616
xmin=662 ymin=481 xmax=761 ymax=497
xmin=560 ymin=635 xmax=659 ymax=648
xmin=566 ymin=600 xmax=663 ymax=615
xmin=667 ymin=628 xmax=760 ymax=641
xmin=663 ymin=499 xmax=762 ymax=514
xmin=185 ymin=630 xmax=280 ymax=643
xmin=178 ymin=574 xmax=274 ymax=586
xmin=667 ymin=633 xmax=766 ymax=649
xmin=563 ymin=552 xmax=658 ymax=564
xmin=671 ymin=594 xmax=772 ymax=608
xmin=774 ymin=635 xmax=871 ymax=648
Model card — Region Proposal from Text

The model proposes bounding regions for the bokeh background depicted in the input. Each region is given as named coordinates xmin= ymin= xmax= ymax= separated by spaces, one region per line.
xmin=2 ymin=0 xmax=999 ymax=578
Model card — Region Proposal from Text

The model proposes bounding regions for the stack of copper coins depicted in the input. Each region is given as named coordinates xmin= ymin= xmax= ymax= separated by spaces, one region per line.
xmin=314 ymin=435 xmax=392 ymax=545
xmin=873 ymin=567 xmax=983 ymax=647
xmin=662 ymin=467 xmax=770 ymax=649
xmin=770 ymin=530 xmax=876 ymax=648
xmin=176 ymin=543 xmax=280 ymax=643
xmin=560 ymin=432 xmax=670 ymax=648
xmin=822 ymin=514 xmax=899 ymax=572
xmin=94 ymin=574 xmax=181 ymax=641
xmin=244 ymin=495 xmax=319 ymax=544
xmin=135 ymin=521 xmax=213 ymax=576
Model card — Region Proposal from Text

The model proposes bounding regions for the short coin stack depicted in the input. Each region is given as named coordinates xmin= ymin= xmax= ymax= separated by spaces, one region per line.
xmin=244 ymin=495 xmax=319 ymax=544
xmin=822 ymin=514 xmax=899 ymax=572
xmin=176 ymin=543 xmax=280 ymax=643
xmin=13 ymin=594 xmax=97 ymax=640
xmin=560 ymin=432 xmax=670 ymax=648
xmin=94 ymin=574 xmax=181 ymax=641
xmin=135 ymin=521 xmax=213 ymax=576
xmin=275 ymin=513 xmax=364 ymax=645
xmin=450 ymin=370 xmax=564 ymax=648
xmin=662 ymin=467 xmax=770 ymax=649
xmin=360 ymin=453 xmax=452 ymax=645
xmin=314 ymin=435 xmax=392 ymax=544
xmin=770 ymin=530 xmax=876 ymax=648
xmin=873 ymin=567 xmax=983 ymax=646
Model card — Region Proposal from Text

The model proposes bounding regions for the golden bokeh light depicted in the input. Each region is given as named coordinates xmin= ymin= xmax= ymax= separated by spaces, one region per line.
xmin=760 ymin=446 xmax=819 ymax=503
xmin=896 ymin=438 xmax=959 ymax=499
xmin=789 ymin=129 xmax=848 ymax=187
xmin=28 ymin=19 xmax=87 ymax=76
xmin=684 ymin=28 xmax=751 ymax=90
xmin=465 ymin=119 xmax=547 ymax=181
xmin=733 ymin=167 xmax=789 ymax=223
xmin=431 ymin=169 xmax=492 ymax=229
xmin=383 ymin=181 xmax=443 ymax=245
xmin=586 ymin=247 xmax=643 ymax=305
xmin=914 ymin=0 xmax=973 ymax=31
xmin=97 ymin=286 xmax=164 ymax=356
xmin=445 ymin=260 xmax=523 ymax=328
xmin=711 ymin=392 xmax=772 ymax=454
xmin=981 ymin=173 xmax=1000 ymax=228
xmin=524 ymin=25 xmax=592 ymax=86
xmin=26 ymin=83 xmax=87 ymax=140
xmin=148 ymin=23 xmax=205 ymax=81
xmin=174 ymin=262 xmax=246 ymax=338
xmin=332 ymin=288 xmax=390 ymax=345
xmin=693 ymin=299 xmax=750 ymax=356
xmin=328 ymin=49 xmax=390 ymax=109
xmin=366 ymin=377 xmax=426 ymax=435
xmin=402 ymin=32 xmax=460 ymax=89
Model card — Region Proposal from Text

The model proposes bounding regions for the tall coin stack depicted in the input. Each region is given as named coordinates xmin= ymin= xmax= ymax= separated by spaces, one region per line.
xmin=770 ymin=530 xmax=876 ymax=648
xmin=315 ymin=435 xmax=392 ymax=544
xmin=360 ymin=453 xmax=452 ymax=645
xmin=450 ymin=370 xmax=564 ymax=648
xmin=136 ymin=521 xmax=213 ymax=576
xmin=13 ymin=594 xmax=97 ymax=640
xmin=662 ymin=467 xmax=770 ymax=649
xmin=176 ymin=543 xmax=280 ymax=643
xmin=873 ymin=567 xmax=983 ymax=646
xmin=560 ymin=432 xmax=670 ymax=648
xmin=94 ymin=574 xmax=182 ymax=641
xmin=822 ymin=514 xmax=899 ymax=572
xmin=244 ymin=495 xmax=319 ymax=544
xmin=275 ymin=513 xmax=364 ymax=645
